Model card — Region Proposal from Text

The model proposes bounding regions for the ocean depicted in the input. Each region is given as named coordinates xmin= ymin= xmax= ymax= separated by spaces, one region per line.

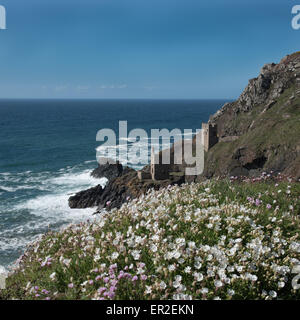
xmin=0 ymin=99 xmax=227 ymax=271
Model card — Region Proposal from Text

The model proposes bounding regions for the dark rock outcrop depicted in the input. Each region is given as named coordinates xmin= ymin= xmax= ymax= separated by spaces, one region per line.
xmin=91 ymin=159 xmax=135 ymax=180
xmin=69 ymin=184 xmax=104 ymax=208
xmin=69 ymin=156 xmax=185 ymax=210
xmin=97 ymin=169 xmax=185 ymax=210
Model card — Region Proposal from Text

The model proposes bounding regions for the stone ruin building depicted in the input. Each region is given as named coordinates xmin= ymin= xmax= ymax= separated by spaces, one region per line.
xmin=137 ymin=122 xmax=219 ymax=181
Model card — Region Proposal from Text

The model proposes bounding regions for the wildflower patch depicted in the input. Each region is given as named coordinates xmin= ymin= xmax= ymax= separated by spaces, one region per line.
xmin=1 ymin=177 xmax=300 ymax=300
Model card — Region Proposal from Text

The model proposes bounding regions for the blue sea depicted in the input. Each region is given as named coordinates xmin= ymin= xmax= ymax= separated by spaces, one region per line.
xmin=0 ymin=99 xmax=227 ymax=271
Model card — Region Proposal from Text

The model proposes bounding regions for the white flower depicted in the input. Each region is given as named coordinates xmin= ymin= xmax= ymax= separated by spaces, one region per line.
xmin=228 ymin=289 xmax=235 ymax=296
xmin=145 ymin=286 xmax=152 ymax=294
xmin=214 ymin=280 xmax=223 ymax=288
xmin=193 ymin=272 xmax=203 ymax=282
xmin=206 ymin=254 xmax=213 ymax=261
xmin=150 ymin=244 xmax=158 ymax=253
xmin=236 ymin=266 xmax=243 ymax=272
xmin=227 ymin=266 xmax=234 ymax=272
xmin=175 ymin=275 xmax=182 ymax=282
xmin=184 ymin=266 xmax=191 ymax=274
xmin=251 ymin=275 xmax=258 ymax=281
xmin=201 ymin=287 xmax=208 ymax=294
xmin=62 ymin=258 xmax=71 ymax=267
xmin=269 ymin=290 xmax=277 ymax=298
xmin=111 ymin=252 xmax=119 ymax=260
xmin=131 ymin=250 xmax=141 ymax=260
xmin=168 ymin=264 xmax=176 ymax=272
xmin=159 ymin=281 xmax=167 ymax=290
xmin=188 ymin=241 xmax=196 ymax=249
xmin=49 ymin=272 xmax=56 ymax=281
xmin=94 ymin=254 xmax=100 ymax=262
xmin=173 ymin=251 xmax=181 ymax=259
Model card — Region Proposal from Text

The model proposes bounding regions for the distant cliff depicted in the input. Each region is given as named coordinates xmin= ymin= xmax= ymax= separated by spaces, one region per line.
xmin=201 ymin=51 xmax=300 ymax=179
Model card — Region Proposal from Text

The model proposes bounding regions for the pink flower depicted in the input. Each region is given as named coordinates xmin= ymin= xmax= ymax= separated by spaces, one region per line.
xmin=68 ymin=283 xmax=74 ymax=288
xmin=110 ymin=286 xmax=117 ymax=292
xmin=108 ymin=292 xmax=115 ymax=299
xmin=104 ymin=277 xmax=110 ymax=283
xmin=89 ymin=280 xmax=94 ymax=285
xmin=95 ymin=275 xmax=102 ymax=281
xmin=98 ymin=287 xmax=106 ymax=294
xmin=140 ymin=275 xmax=148 ymax=281
xmin=266 ymin=204 xmax=272 ymax=209
xmin=132 ymin=275 xmax=138 ymax=281
xmin=111 ymin=280 xmax=118 ymax=286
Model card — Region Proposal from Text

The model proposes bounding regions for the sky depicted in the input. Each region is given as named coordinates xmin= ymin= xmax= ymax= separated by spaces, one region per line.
xmin=0 ymin=0 xmax=299 ymax=99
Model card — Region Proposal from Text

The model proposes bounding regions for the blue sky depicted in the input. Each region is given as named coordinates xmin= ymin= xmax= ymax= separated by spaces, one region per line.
xmin=0 ymin=0 xmax=298 ymax=99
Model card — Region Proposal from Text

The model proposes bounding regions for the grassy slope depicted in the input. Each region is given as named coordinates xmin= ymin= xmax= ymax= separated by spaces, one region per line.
xmin=1 ymin=177 xmax=299 ymax=300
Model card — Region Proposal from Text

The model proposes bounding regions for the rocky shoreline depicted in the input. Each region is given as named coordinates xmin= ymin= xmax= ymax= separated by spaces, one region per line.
xmin=68 ymin=160 xmax=185 ymax=211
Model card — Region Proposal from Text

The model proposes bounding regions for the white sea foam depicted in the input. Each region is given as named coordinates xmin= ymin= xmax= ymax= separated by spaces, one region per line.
xmin=0 ymin=162 xmax=109 ymax=268
xmin=84 ymin=160 xmax=97 ymax=164
xmin=0 ymin=185 xmax=42 ymax=192
xmin=0 ymin=186 xmax=16 ymax=192
xmin=49 ymin=169 xmax=103 ymax=186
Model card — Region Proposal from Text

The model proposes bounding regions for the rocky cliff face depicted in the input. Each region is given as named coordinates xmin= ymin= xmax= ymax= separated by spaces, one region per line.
xmin=203 ymin=51 xmax=300 ymax=179
xmin=210 ymin=52 xmax=300 ymax=137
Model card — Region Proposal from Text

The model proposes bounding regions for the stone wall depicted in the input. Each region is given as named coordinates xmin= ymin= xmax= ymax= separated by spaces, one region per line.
xmin=202 ymin=123 xmax=218 ymax=151
xmin=150 ymin=148 xmax=171 ymax=180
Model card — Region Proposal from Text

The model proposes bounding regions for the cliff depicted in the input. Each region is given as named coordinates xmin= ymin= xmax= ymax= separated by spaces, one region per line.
xmin=202 ymin=51 xmax=300 ymax=179
xmin=68 ymin=51 xmax=300 ymax=211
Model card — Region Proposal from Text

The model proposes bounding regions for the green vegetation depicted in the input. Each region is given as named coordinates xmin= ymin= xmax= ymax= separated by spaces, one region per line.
xmin=1 ymin=176 xmax=299 ymax=300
